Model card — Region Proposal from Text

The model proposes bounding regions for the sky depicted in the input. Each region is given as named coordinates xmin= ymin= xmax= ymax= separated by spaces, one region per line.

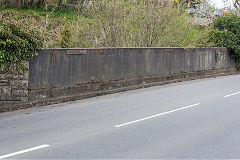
xmin=210 ymin=0 xmax=234 ymax=9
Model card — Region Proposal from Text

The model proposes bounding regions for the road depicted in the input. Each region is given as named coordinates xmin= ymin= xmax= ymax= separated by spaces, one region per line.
xmin=1 ymin=75 xmax=240 ymax=159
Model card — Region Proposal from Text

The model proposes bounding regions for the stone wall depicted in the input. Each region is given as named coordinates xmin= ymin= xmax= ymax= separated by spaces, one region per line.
xmin=0 ymin=48 xmax=238 ymax=112
xmin=0 ymin=63 xmax=29 ymax=108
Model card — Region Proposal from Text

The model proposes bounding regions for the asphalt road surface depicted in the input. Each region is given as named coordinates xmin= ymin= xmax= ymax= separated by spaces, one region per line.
xmin=1 ymin=75 xmax=240 ymax=159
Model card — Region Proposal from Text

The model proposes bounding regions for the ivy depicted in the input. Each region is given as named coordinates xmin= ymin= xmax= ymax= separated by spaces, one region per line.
xmin=0 ymin=21 xmax=43 ymax=72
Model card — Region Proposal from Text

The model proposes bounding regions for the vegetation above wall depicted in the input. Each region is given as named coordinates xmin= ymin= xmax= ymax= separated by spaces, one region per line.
xmin=70 ymin=0 xmax=207 ymax=48
xmin=0 ymin=21 xmax=42 ymax=71
xmin=208 ymin=14 xmax=240 ymax=69
xmin=1 ymin=0 xmax=240 ymax=70
xmin=0 ymin=0 xmax=210 ymax=48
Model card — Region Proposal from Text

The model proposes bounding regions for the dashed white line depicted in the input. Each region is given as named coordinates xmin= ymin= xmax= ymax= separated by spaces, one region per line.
xmin=224 ymin=92 xmax=240 ymax=98
xmin=0 ymin=144 xmax=50 ymax=159
xmin=114 ymin=103 xmax=201 ymax=128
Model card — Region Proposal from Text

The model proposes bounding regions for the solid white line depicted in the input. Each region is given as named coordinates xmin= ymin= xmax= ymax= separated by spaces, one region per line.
xmin=224 ymin=92 xmax=240 ymax=98
xmin=114 ymin=103 xmax=201 ymax=128
xmin=0 ymin=144 xmax=50 ymax=159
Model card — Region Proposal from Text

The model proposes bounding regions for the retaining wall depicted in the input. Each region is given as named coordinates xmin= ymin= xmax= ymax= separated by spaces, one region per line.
xmin=0 ymin=63 xmax=29 ymax=108
xmin=0 ymin=48 xmax=237 ymax=112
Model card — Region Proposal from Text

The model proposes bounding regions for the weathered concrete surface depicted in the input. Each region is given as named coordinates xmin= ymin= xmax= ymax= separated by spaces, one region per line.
xmin=27 ymin=48 xmax=236 ymax=104
xmin=29 ymin=48 xmax=235 ymax=89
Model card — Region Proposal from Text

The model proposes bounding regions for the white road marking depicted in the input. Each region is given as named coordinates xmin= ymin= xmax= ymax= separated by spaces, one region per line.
xmin=224 ymin=92 xmax=240 ymax=98
xmin=115 ymin=103 xmax=201 ymax=128
xmin=0 ymin=144 xmax=50 ymax=159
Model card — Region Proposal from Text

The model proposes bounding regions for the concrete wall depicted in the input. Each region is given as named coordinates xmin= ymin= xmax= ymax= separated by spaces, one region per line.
xmin=0 ymin=47 xmax=237 ymax=112
xmin=29 ymin=48 xmax=235 ymax=89
xmin=28 ymin=48 xmax=235 ymax=103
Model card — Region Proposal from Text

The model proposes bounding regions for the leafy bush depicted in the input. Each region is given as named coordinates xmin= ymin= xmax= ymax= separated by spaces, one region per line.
xmin=0 ymin=21 xmax=43 ymax=71
xmin=209 ymin=14 xmax=240 ymax=69
xmin=59 ymin=24 xmax=72 ymax=48
xmin=70 ymin=0 xmax=201 ymax=48
xmin=0 ymin=9 xmax=66 ymax=48
xmin=1 ymin=1 xmax=208 ymax=49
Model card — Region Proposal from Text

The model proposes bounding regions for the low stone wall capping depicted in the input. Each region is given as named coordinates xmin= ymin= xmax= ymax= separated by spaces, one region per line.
xmin=0 ymin=48 xmax=238 ymax=112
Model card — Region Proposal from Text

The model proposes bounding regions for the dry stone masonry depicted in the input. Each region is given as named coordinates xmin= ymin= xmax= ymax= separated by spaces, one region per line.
xmin=0 ymin=62 xmax=29 ymax=108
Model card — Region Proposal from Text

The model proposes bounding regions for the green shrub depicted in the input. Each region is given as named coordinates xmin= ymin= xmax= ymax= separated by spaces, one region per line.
xmin=209 ymin=14 xmax=240 ymax=69
xmin=0 ymin=21 xmax=43 ymax=72
xmin=71 ymin=0 xmax=200 ymax=48
xmin=59 ymin=24 xmax=72 ymax=48
xmin=0 ymin=9 xmax=69 ymax=48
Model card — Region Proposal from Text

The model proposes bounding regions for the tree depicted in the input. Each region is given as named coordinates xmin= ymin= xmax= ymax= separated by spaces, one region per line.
xmin=58 ymin=0 xmax=63 ymax=6
xmin=3 ymin=0 xmax=86 ymax=9
xmin=234 ymin=0 xmax=240 ymax=10
xmin=2 ymin=0 xmax=45 ymax=8
xmin=209 ymin=14 xmax=240 ymax=69
xmin=179 ymin=0 xmax=202 ymax=8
